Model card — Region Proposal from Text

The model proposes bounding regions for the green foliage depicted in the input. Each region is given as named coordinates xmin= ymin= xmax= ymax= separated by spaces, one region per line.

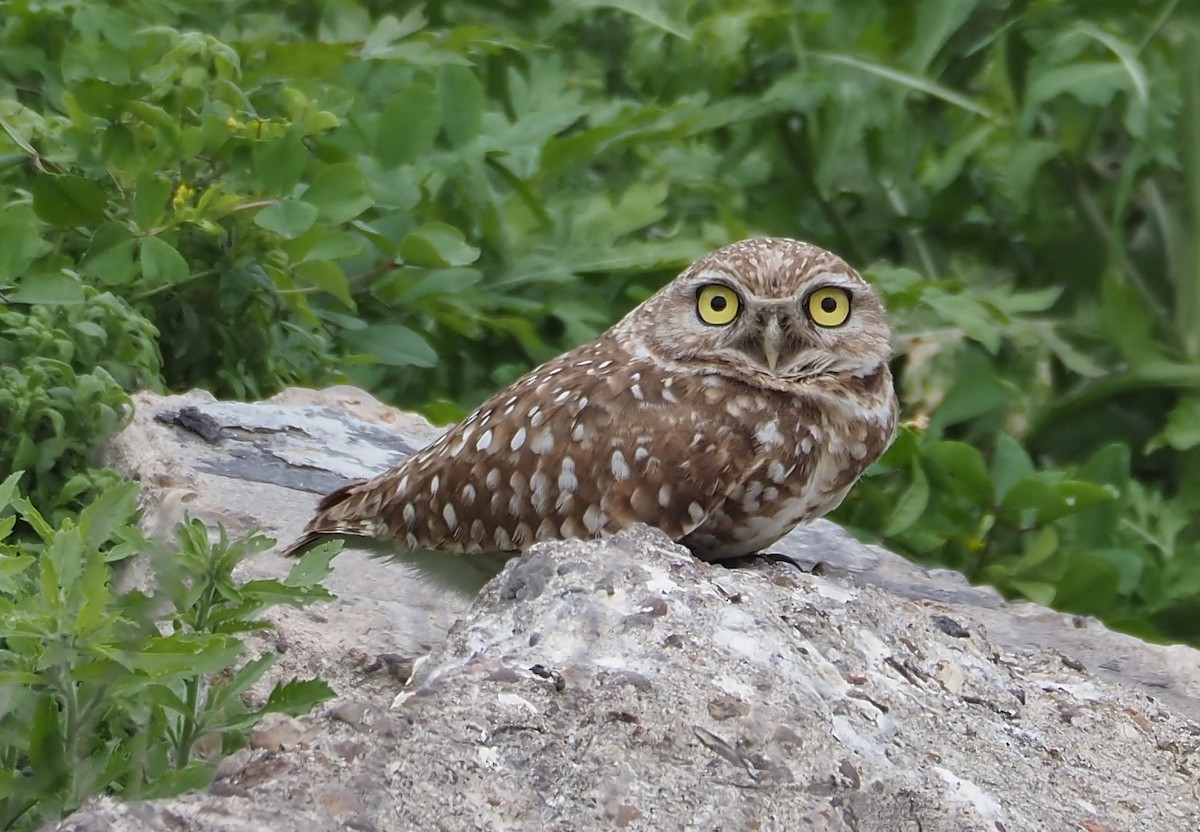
xmin=0 ymin=0 xmax=1198 ymax=644
xmin=0 ymin=474 xmax=338 ymax=830
xmin=0 ymin=291 xmax=159 ymax=522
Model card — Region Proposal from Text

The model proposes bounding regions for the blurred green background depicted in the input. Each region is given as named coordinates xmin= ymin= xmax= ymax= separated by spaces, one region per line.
xmin=3 ymin=0 xmax=1199 ymax=643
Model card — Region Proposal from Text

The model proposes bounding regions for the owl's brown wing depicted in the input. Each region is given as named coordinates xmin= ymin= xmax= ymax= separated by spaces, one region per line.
xmin=282 ymin=342 xmax=766 ymax=563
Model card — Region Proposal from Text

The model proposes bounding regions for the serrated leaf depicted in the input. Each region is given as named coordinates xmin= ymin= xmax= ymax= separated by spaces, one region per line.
xmin=284 ymin=539 xmax=342 ymax=587
xmin=32 ymin=174 xmax=108 ymax=227
xmin=254 ymin=200 xmax=319 ymax=239
xmin=261 ymin=677 xmax=336 ymax=716
xmin=140 ymin=237 xmax=189 ymax=284
xmin=78 ymin=480 xmax=139 ymax=553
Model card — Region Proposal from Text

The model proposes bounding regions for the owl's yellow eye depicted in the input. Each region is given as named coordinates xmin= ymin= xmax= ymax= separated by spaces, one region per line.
xmin=696 ymin=284 xmax=741 ymax=326
xmin=806 ymin=287 xmax=851 ymax=327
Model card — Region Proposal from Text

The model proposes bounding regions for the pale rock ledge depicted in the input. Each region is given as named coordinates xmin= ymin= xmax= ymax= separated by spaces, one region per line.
xmin=45 ymin=387 xmax=1200 ymax=831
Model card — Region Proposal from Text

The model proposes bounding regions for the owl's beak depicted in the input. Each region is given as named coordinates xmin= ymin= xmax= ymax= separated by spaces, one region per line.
xmin=762 ymin=315 xmax=783 ymax=373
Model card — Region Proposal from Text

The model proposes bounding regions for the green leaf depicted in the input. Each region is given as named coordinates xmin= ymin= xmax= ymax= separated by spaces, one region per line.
xmin=80 ymin=223 xmax=137 ymax=285
xmin=439 ymin=65 xmax=485 ymax=147
xmin=991 ymin=436 xmax=1034 ymax=502
xmin=254 ymin=200 xmax=319 ymax=239
xmin=261 ymin=677 xmax=336 ymax=716
xmin=377 ymin=83 xmax=441 ymax=167
xmin=883 ymin=460 xmax=929 ymax=536
xmin=133 ymin=170 xmax=173 ymax=231
xmin=32 ymin=174 xmax=108 ymax=227
xmin=1008 ymin=580 xmax=1057 ymax=606
xmin=78 ymin=480 xmax=139 ymax=553
xmin=283 ymin=539 xmax=341 ymax=587
xmin=294 ymin=260 xmax=353 ymax=307
xmin=254 ymin=128 xmax=309 ymax=196
xmin=999 ymin=476 xmax=1061 ymax=523
xmin=924 ymin=441 xmax=992 ymax=502
xmin=140 ymin=237 xmax=189 ymax=284
xmin=303 ymin=164 xmax=374 ymax=224
xmin=342 ymin=323 xmax=438 ymax=368
xmin=399 ymin=222 xmax=480 ymax=267
xmin=1148 ymin=397 xmax=1200 ymax=452
xmin=0 ymin=217 xmax=50 ymax=280
xmin=10 ymin=271 xmax=87 ymax=304
xmin=1052 ymin=553 xmax=1120 ymax=613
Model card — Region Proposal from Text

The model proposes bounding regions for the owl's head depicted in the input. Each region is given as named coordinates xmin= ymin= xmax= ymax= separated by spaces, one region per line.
xmin=622 ymin=237 xmax=892 ymax=383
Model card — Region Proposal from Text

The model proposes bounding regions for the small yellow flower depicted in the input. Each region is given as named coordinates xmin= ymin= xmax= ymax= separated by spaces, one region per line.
xmin=966 ymin=538 xmax=986 ymax=553
xmin=225 ymin=116 xmax=241 ymax=130
xmin=173 ymin=183 xmax=195 ymax=207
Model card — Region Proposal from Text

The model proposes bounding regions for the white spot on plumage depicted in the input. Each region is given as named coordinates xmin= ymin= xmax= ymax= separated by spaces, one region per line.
xmin=558 ymin=458 xmax=578 ymax=493
xmin=442 ymin=504 xmax=458 ymax=530
xmin=688 ymin=502 xmax=706 ymax=524
xmin=402 ymin=503 xmax=415 ymax=524
xmin=430 ymin=475 xmax=440 ymax=495
xmin=510 ymin=427 xmax=526 ymax=451
xmin=658 ymin=485 xmax=672 ymax=507
xmin=767 ymin=460 xmax=787 ymax=483
xmin=583 ymin=505 xmax=607 ymax=534
xmin=756 ymin=420 xmax=784 ymax=448
xmin=486 ymin=468 xmax=501 ymax=489
xmin=475 ymin=429 xmax=494 ymax=452
xmin=631 ymin=384 xmax=644 ymax=400
xmin=530 ymin=430 xmax=555 ymax=454
xmin=461 ymin=484 xmax=476 ymax=505
xmin=611 ymin=450 xmax=630 ymax=480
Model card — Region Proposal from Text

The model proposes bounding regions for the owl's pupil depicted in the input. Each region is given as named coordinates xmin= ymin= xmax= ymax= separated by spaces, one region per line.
xmin=710 ymin=296 xmax=727 ymax=312
xmin=820 ymin=297 xmax=838 ymax=313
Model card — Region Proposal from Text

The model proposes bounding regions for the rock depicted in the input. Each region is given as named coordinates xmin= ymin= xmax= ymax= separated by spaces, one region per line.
xmin=47 ymin=388 xmax=1200 ymax=831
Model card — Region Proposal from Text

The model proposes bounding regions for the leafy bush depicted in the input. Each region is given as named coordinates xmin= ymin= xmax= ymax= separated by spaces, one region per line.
xmin=0 ymin=473 xmax=337 ymax=831
xmin=0 ymin=291 xmax=158 ymax=522
xmin=1 ymin=0 xmax=1198 ymax=644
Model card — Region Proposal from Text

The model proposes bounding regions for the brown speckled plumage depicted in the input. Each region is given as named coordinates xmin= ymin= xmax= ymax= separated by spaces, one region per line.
xmin=282 ymin=238 xmax=899 ymax=587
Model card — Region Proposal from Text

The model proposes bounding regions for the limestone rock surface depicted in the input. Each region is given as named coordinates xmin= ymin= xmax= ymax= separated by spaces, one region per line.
xmin=45 ymin=388 xmax=1200 ymax=832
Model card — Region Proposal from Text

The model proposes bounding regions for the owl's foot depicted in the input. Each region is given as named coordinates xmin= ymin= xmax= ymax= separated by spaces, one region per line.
xmin=756 ymin=551 xmax=824 ymax=574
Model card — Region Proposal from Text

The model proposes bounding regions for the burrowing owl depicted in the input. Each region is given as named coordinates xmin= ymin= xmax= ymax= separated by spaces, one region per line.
xmin=282 ymin=237 xmax=898 ymax=590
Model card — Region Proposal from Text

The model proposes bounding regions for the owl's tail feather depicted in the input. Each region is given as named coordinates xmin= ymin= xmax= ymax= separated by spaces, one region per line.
xmin=278 ymin=480 xmax=378 ymax=558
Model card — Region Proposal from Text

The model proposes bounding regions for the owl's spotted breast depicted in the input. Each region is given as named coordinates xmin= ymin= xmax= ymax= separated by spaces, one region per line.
xmin=282 ymin=236 xmax=900 ymax=585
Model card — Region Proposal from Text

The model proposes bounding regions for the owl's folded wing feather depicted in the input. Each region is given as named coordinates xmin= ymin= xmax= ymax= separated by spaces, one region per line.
xmin=280 ymin=346 xmax=765 ymax=567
